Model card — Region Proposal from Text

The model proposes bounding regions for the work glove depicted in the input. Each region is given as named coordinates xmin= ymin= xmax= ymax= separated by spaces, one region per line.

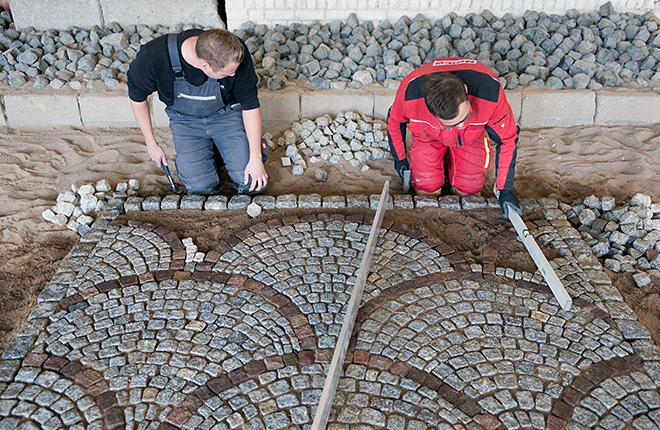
xmin=394 ymin=157 xmax=410 ymax=178
xmin=498 ymin=189 xmax=522 ymax=218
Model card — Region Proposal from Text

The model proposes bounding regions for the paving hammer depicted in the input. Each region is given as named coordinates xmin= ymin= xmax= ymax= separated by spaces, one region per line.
xmin=402 ymin=168 xmax=411 ymax=194
xmin=161 ymin=161 xmax=184 ymax=194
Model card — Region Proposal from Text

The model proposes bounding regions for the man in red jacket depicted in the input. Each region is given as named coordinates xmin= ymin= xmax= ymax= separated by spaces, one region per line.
xmin=387 ymin=58 xmax=522 ymax=217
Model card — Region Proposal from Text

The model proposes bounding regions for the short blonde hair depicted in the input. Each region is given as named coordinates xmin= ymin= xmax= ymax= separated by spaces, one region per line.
xmin=196 ymin=29 xmax=244 ymax=70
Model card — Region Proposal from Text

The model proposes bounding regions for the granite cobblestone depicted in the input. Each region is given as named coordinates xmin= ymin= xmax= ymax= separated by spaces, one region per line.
xmin=4 ymin=201 xmax=660 ymax=428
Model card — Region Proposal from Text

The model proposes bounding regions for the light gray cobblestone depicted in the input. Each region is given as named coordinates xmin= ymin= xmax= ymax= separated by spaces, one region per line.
xmin=6 ymin=193 xmax=660 ymax=428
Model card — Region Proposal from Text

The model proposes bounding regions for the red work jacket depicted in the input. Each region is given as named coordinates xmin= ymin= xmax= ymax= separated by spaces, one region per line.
xmin=387 ymin=58 xmax=519 ymax=191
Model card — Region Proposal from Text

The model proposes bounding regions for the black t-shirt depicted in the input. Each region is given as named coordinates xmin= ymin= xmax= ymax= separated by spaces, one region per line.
xmin=127 ymin=29 xmax=260 ymax=110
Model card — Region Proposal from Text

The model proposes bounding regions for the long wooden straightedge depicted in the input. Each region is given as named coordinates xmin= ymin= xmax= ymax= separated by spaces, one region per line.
xmin=311 ymin=181 xmax=390 ymax=430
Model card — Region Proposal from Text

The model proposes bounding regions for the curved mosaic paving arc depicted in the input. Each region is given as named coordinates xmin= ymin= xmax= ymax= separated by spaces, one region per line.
xmin=1 ymin=213 xmax=658 ymax=430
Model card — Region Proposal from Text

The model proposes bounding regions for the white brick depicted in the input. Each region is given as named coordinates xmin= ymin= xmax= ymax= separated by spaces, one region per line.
xmin=80 ymin=94 xmax=136 ymax=127
xmin=248 ymin=9 xmax=266 ymax=22
xmin=100 ymin=0 xmax=224 ymax=29
xmin=301 ymin=90 xmax=374 ymax=118
xmin=504 ymin=90 xmax=522 ymax=125
xmin=5 ymin=94 xmax=81 ymax=127
xmin=259 ymin=87 xmax=302 ymax=125
xmin=150 ymin=95 xmax=170 ymax=128
xmin=374 ymin=90 xmax=396 ymax=120
xmin=12 ymin=0 xmax=102 ymax=30
xmin=595 ymin=92 xmax=660 ymax=126
xmin=295 ymin=9 xmax=326 ymax=20
xmin=520 ymin=90 xmax=595 ymax=128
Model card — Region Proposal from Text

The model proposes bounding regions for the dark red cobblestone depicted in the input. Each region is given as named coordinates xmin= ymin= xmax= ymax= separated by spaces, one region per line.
xmin=226 ymin=236 xmax=241 ymax=246
xmin=170 ymin=259 xmax=185 ymax=270
xmin=22 ymin=353 xmax=47 ymax=367
xmin=172 ymin=271 xmax=190 ymax=280
xmin=138 ymin=272 xmax=155 ymax=283
xmin=207 ymin=375 xmax=232 ymax=394
xmin=194 ymin=262 xmax=212 ymax=272
xmin=164 ymin=407 xmax=193 ymax=426
xmin=236 ymin=229 xmax=252 ymax=240
xmin=104 ymin=407 xmax=125 ymax=429
xmin=88 ymin=380 xmax=110 ymax=396
xmin=154 ymin=270 xmax=174 ymax=281
xmin=209 ymin=272 xmax=230 ymax=284
xmin=243 ymin=278 xmax=264 ymax=292
xmin=191 ymin=271 xmax=210 ymax=281
xmin=204 ymin=250 xmax=221 ymax=262
xmin=438 ymin=383 xmax=464 ymax=406
xmin=266 ymin=218 xmax=283 ymax=228
xmin=227 ymin=274 xmax=247 ymax=285
xmin=228 ymin=369 xmax=247 ymax=384
xmin=546 ymin=414 xmax=567 ymax=430
xmin=459 ymin=399 xmax=481 ymax=417
xmin=473 ymin=414 xmax=501 ymax=430
xmin=250 ymin=222 xmax=269 ymax=233
xmin=561 ymin=386 xmax=581 ymax=406
xmin=282 ymin=215 xmax=300 ymax=225
xmin=264 ymin=357 xmax=285 ymax=370
xmin=368 ymin=355 xmax=392 ymax=371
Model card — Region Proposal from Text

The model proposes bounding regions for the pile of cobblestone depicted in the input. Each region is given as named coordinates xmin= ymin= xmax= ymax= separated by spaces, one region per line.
xmin=551 ymin=193 xmax=660 ymax=284
xmin=1 ymin=3 xmax=659 ymax=91
xmin=41 ymin=179 xmax=139 ymax=235
xmin=0 ymin=11 xmax=205 ymax=90
xmin=277 ymin=111 xmax=390 ymax=176
xmin=239 ymin=2 xmax=660 ymax=90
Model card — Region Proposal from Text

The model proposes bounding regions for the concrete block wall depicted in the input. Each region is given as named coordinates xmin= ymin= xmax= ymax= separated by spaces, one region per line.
xmin=226 ymin=0 xmax=657 ymax=31
xmin=0 ymin=88 xmax=658 ymax=129
xmin=11 ymin=0 xmax=224 ymax=31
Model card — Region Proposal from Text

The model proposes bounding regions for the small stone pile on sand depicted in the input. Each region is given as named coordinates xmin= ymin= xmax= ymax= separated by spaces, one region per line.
xmin=277 ymin=111 xmax=390 ymax=176
xmin=41 ymin=179 xmax=139 ymax=234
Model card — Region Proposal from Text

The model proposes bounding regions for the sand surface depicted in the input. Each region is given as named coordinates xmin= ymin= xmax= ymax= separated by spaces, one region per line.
xmin=0 ymin=122 xmax=659 ymax=353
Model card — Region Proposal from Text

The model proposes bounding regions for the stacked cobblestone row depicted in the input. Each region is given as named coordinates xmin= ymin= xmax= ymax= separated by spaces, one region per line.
xmin=278 ymin=111 xmax=390 ymax=176
xmin=4 ymin=203 xmax=660 ymax=429
xmin=41 ymin=179 xmax=140 ymax=235
xmin=550 ymin=193 xmax=660 ymax=286
xmin=237 ymin=2 xmax=660 ymax=91
xmin=0 ymin=11 xmax=206 ymax=90
xmin=110 ymin=192 xmax=502 ymax=215
xmin=3 ymin=3 xmax=660 ymax=92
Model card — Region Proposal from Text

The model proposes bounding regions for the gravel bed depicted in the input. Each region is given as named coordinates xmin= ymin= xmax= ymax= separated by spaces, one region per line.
xmin=0 ymin=2 xmax=659 ymax=91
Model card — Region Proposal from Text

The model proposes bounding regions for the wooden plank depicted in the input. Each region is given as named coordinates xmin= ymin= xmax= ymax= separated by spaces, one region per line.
xmin=311 ymin=181 xmax=390 ymax=430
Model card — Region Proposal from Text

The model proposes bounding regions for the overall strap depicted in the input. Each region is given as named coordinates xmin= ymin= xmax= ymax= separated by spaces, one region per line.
xmin=167 ymin=33 xmax=184 ymax=78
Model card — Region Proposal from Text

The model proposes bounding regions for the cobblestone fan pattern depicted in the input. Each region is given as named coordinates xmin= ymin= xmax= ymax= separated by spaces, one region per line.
xmin=1 ymin=207 xmax=660 ymax=430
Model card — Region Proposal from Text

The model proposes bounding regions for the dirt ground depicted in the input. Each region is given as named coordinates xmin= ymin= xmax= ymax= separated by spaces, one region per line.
xmin=0 ymin=123 xmax=659 ymax=353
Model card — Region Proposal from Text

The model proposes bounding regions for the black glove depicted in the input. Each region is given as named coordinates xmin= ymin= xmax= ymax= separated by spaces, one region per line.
xmin=498 ymin=190 xmax=522 ymax=218
xmin=394 ymin=157 xmax=410 ymax=178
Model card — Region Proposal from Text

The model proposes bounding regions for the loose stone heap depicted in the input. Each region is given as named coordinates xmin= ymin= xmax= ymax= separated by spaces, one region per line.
xmin=0 ymin=11 xmax=206 ymax=90
xmin=237 ymin=2 xmax=660 ymax=90
xmin=278 ymin=111 xmax=390 ymax=176
xmin=42 ymin=179 xmax=139 ymax=234
xmin=2 ymin=2 xmax=660 ymax=91
xmin=548 ymin=193 xmax=660 ymax=284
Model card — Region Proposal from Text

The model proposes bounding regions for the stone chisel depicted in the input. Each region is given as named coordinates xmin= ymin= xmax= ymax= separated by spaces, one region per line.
xmin=507 ymin=209 xmax=573 ymax=311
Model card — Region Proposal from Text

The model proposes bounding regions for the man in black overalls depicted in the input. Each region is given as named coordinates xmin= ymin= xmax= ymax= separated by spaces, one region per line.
xmin=128 ymin=29 xmax=267 ymax=195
